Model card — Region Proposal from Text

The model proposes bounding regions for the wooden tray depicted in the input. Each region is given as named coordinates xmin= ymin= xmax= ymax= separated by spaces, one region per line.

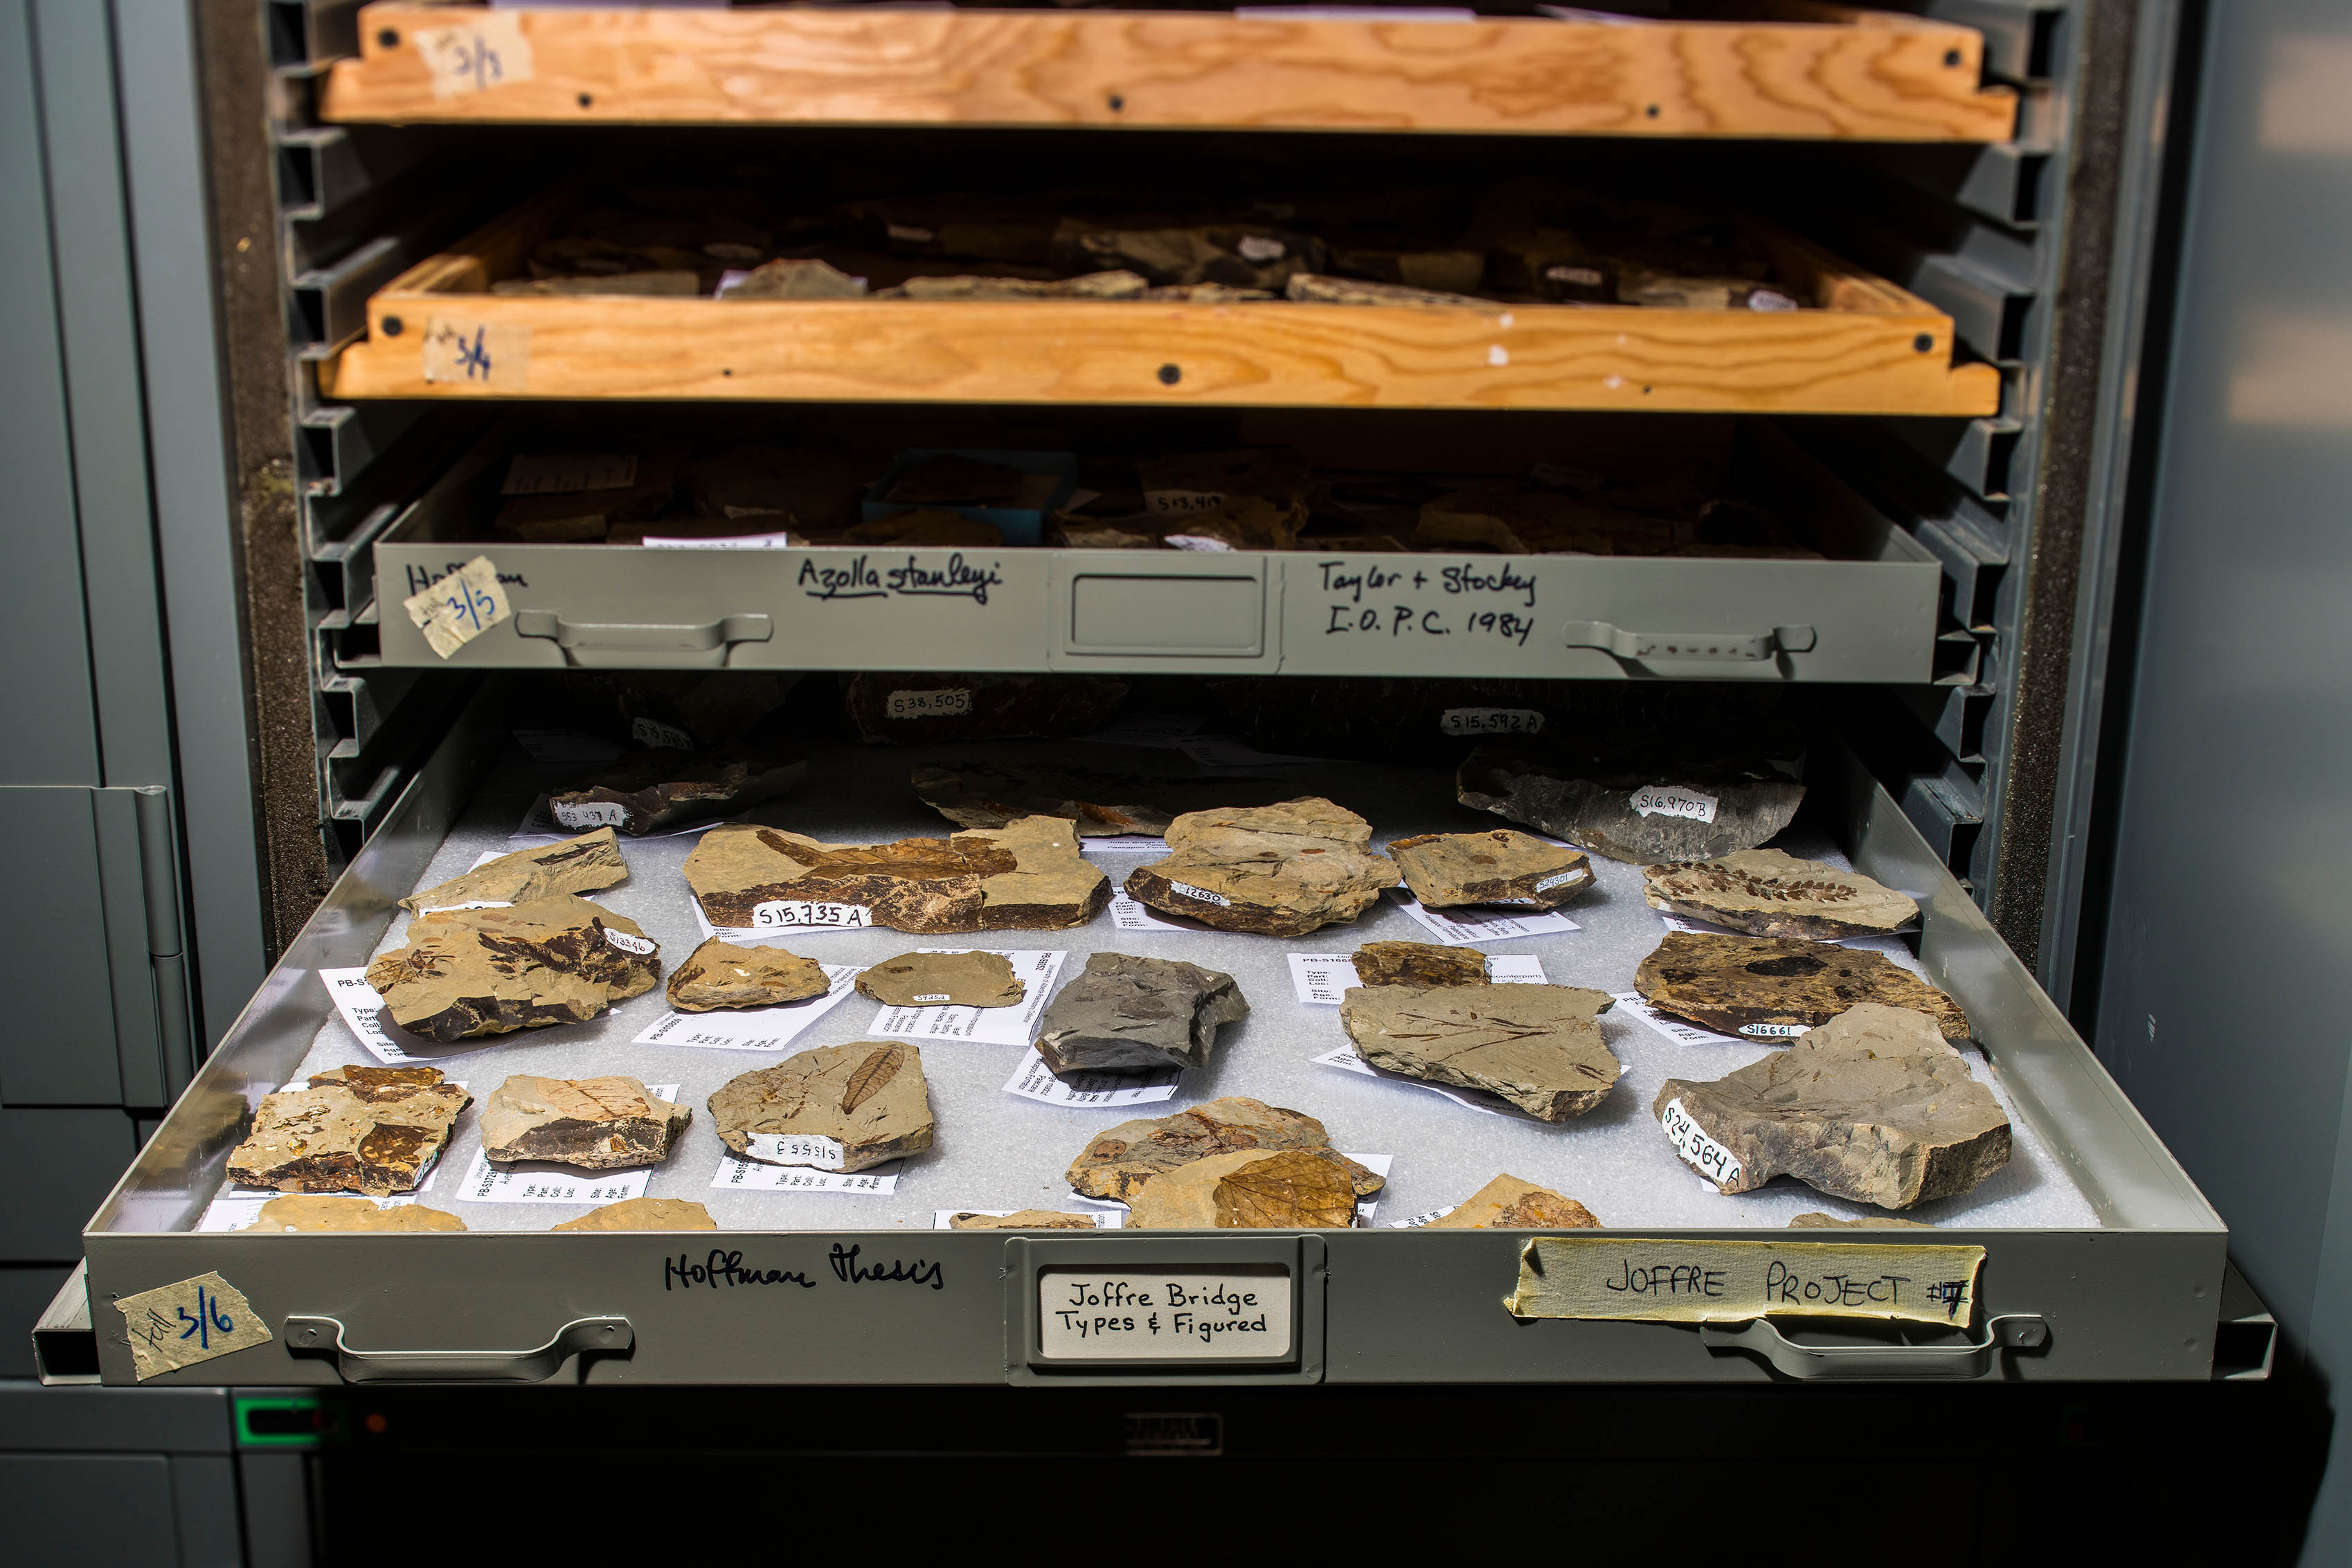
xmin=323 ymin=190 xmax=2000 ymax=415
xmin=321 ymin=3 xmax=2016 ymax=142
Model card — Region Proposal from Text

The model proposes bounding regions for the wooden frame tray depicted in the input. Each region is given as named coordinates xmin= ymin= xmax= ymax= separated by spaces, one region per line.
xmin=324 ymin=190 xmax=2001 ymax=415
xmin=321 ymin=3 xmax=2018 ymax=143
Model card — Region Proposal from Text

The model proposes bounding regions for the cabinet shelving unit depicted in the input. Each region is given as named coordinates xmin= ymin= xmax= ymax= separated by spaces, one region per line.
xmin=73 ymin=0 xmax=2222 ymax=1404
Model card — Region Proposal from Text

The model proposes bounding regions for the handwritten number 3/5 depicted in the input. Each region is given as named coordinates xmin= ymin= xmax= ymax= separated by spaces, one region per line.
xmin=175 ymin=1286 xmax=235 ymax=1350
xmin=443 ymin=582 xmax=494 ymax=632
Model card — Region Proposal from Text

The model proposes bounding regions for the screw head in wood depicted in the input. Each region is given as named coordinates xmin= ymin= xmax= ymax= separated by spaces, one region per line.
xmin=1108 ymin=94 xmax=1125 ymax=111
xmin=377 ymin=28 xmax=400 ymax=48
xmin=1913 ymin=333 xmax=1934 ymax=352
xmin=1944 ymin=48 xmax=1963 ymax=67
xmin=381 ymin=315 xmax=404 ymax=337
xmin=578 ymin=92 xmax=594 ymax=108
xmin=1157 ymin=363 xmax=1181 ymax=385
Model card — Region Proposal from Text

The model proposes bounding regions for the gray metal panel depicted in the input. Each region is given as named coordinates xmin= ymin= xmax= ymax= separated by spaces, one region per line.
xmin=31 ymin=0 xmax=177 ymax=793
xmin=0 ymin=0 xmax=101 ymax=788
xmin=0 ymin=1265 xmax=75 ymax=1378
xmin=0 ymin=1454 xmax=183 ymax=1567
xmin=235 ymin=1450 xmax=315 ymax=1568
xmin=0 ymin=788 xmax=123 ymax=1107
xmin=112 ymin=0 xmax=269 ymax=1046
xmin=3 ymin=1109 xmax=135 ymax=1261
xmin=2086 ymin=1 xmax=2352 ymax=1556
xmin=0 ymin=1381 xmax=232 ymax=1452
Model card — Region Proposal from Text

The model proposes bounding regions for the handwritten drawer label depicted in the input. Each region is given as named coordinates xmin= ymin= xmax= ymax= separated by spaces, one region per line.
xmin=116 ymin=1272 xmax=272 ymax=1380
xmin=751 ymin=899 xmax=873 ymax=930
xmin=1630 ymin=784 xmax=1718 ymax=822
xmin=553 ymin=800 xmax=627 ymax=829
xmin=503 ymin=453 xmax=636 ymax=495
xmin=421 ymin=318 xmax=528 ymax=388
xmin=1315 ymin=558 xmax=1540 ymax=650
xmin=887 ymin=687 xmax=973 ymax=720
xmin=1662 ymin=1097 xmax=1743 ymax=1187
xmin=744 ymin=1133 xmax=847 ymax=1171
xmin=402 ymin=556 xmax=510 ymax=658
xmin=1440 ymin=706 xmax=1544 ymax=737
xmin=415 ymin=15 xmax=535 ymax=99
xmin=1506 ymin=1237 xmax=1986 ymax=1326
xmin=1038 ymin=1270 xmax=1293 ymax=1360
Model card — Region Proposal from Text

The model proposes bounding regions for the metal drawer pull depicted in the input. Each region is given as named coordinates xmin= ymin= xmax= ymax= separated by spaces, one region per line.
xmin=1562 ymin=620 xmax=1816 ymax=662
xmin=283 ymin=1315 xmax=631 ymax=1383
xmin=1698 ymin=1315 xmax=2048 ymax=1380
xmin=514 ymin=610 xmax=773 ymax=668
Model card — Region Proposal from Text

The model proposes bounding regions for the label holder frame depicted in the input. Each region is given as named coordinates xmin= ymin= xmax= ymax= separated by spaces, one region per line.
xmin=1003 ymin=1234 xmax=1327 ymax=1385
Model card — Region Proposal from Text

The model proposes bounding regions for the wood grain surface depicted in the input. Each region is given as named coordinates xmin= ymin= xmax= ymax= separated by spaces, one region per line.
xmin=323 ymin=4 xmax=2016 ymax=141
xmin=329 ymin=293 xmax=1998 ymax=414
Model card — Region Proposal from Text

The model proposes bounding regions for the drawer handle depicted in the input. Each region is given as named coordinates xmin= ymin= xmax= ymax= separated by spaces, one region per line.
xmin=1697 ymin=1314 xmax=2048 ymax=1380
xmin=513 ymin=610 xmax=773 ymax=668
xmin=1562 ymin=620 xmax=1816 ymax=663
xmin=283 ymin=1315 xmax=631 ymax=1383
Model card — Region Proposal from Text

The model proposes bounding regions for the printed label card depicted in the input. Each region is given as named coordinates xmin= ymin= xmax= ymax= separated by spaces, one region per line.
xmin=870 ymin=950 xmax=1068 ymax=1046
xmin=1388 ymin=890 xmax=1580 ymax=946
xmin=1309 ymin=1045 xmax=1507 ymax=1117
xmin=1609 ymin=990 xmax=1748 ymax=1047
xmin=321 ymin=968 xmax=484 ymax=1065
xmin=1001 ymin=1047 xmax=1181 ymax=1108
xmin=632 ymin=965 xmax=861 ymax=1052
xmin=710 ymin=1151 xmax=899 ymax=1194
xmin=1288 ymin=952 xmax=1546 ymax=1005
xmin=1108 ymin=894 xmax=1208 ymax=934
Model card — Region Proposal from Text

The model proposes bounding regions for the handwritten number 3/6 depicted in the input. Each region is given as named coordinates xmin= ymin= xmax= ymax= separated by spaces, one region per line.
xmin=175 ymin=1286 xmax=235 ymax=1350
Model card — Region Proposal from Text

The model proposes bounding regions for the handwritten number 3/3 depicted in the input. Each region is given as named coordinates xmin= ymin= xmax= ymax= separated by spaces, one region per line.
xmin=176 ymin=1286 xmax=235 ymax=1350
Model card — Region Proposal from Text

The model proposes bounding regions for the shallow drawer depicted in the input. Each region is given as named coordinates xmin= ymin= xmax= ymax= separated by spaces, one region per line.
xmin=372 ymin=423 xmax=1946 ymax=681
xmin=81 ymin=697 xmax=2227 ymax=1387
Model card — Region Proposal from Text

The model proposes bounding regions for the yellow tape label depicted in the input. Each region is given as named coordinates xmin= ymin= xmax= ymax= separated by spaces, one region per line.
xmin=1505 ymin=1236 xmax=1986 ymax=1326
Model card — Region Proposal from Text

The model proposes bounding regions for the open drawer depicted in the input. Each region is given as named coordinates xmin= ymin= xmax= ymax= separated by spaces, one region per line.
xmin=318 ymin=3 xmax=2018 ymax=143
xmin=371 ymin=420 xmax=1950 ymax=681
xmin=80 ymin=690 xmax=2227 ymax=1386
xmin=322 ymin=186 xmax=1999 ymax=416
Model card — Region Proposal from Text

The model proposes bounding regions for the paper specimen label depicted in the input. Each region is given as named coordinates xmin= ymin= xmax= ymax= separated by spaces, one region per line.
xmin=1534 ymin=869 xmax=1584 ymax=892
xmin=1610 ymin=990 xmax=1743 ymax=1047
xmin=632 ymin=964 xmax=861 ymax=1052
xmin=1387 ymin=890 xmax=1580 ymax=946
xmin=711 ymin=1151 xmax=897 ymax=1193
xmin=935 ymin=1209 xmax=1121 ymax=1229
xmin=401 ymin=555 xmax=510 ymax=658
xmin=1146 ymin=488 xmax=1228 ymax=516
xmin=415 ymin=15 xmax=534 ymax=98
xmin=1077 ymin=835 xmax=1166 ymax=856
xmin=1439 ymin=706 xmax=1544 ymax=737
xmin=603 ymin=928 xmax=656 ymax=955
xmin=1037 ymin=1269 xmax=1293 ymax=1360
xmin=1505 ymin=1237 xmax=1987 ymax=1326
xmin=1739 ymin=1022 xmax=1811 ymax=1039
xmin=1003 ymin=1047 xmax=1179 ymax=1108
xmin=1167 ymin=881 xmax=1230 ymax=907
xmin=886 ymin=687 xmax=972 ymax=720
xmin=751 ymin=899 xmax=873 ymax=930
xmin=115 ymin=1272 xmax=272 ymax=1380
xmin=420 ymin=318 xmax=528 ymax=390
xmin=870 ymin=950 xmax=1066 ymax=1046
xmin=321 ymin=967 xmax=451 ymax=1065
xmin=1661 ymin=1097 xmax=1743 ymax=1186
xmin=744 ymin=1133 xmax=848 ymax=1171
xmin=630 ymin=716 xmax=694 ymax=750
xmin=641 ymin=530 xmax=797 ymax=550
xmin=1108 ymin=894 xmax=1199 ymax=933
xmin=1629 ymin=784 xmax=1718 ymax=823
xmin=502 ymin=453 xmax=636 ymax=495
xmin=1311 ymin=1045 xmax=1505 ymax=1117
xmin=1287 ymin=952 xmax=1545 ymax=1005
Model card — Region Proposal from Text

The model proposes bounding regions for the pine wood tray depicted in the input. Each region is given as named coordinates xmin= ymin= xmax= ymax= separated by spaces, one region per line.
xmin=321 ymin=3 xmax=2017 ymax=143
xmin=323 ymin=190 xmax=2001 ymax=415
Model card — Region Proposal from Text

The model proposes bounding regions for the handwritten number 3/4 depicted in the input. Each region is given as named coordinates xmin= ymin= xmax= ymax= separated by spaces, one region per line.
xmin=456 ymin=325 xmax=492 ymax=381
xmin=175 ymin=1285 xmax=235 ymax=1350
